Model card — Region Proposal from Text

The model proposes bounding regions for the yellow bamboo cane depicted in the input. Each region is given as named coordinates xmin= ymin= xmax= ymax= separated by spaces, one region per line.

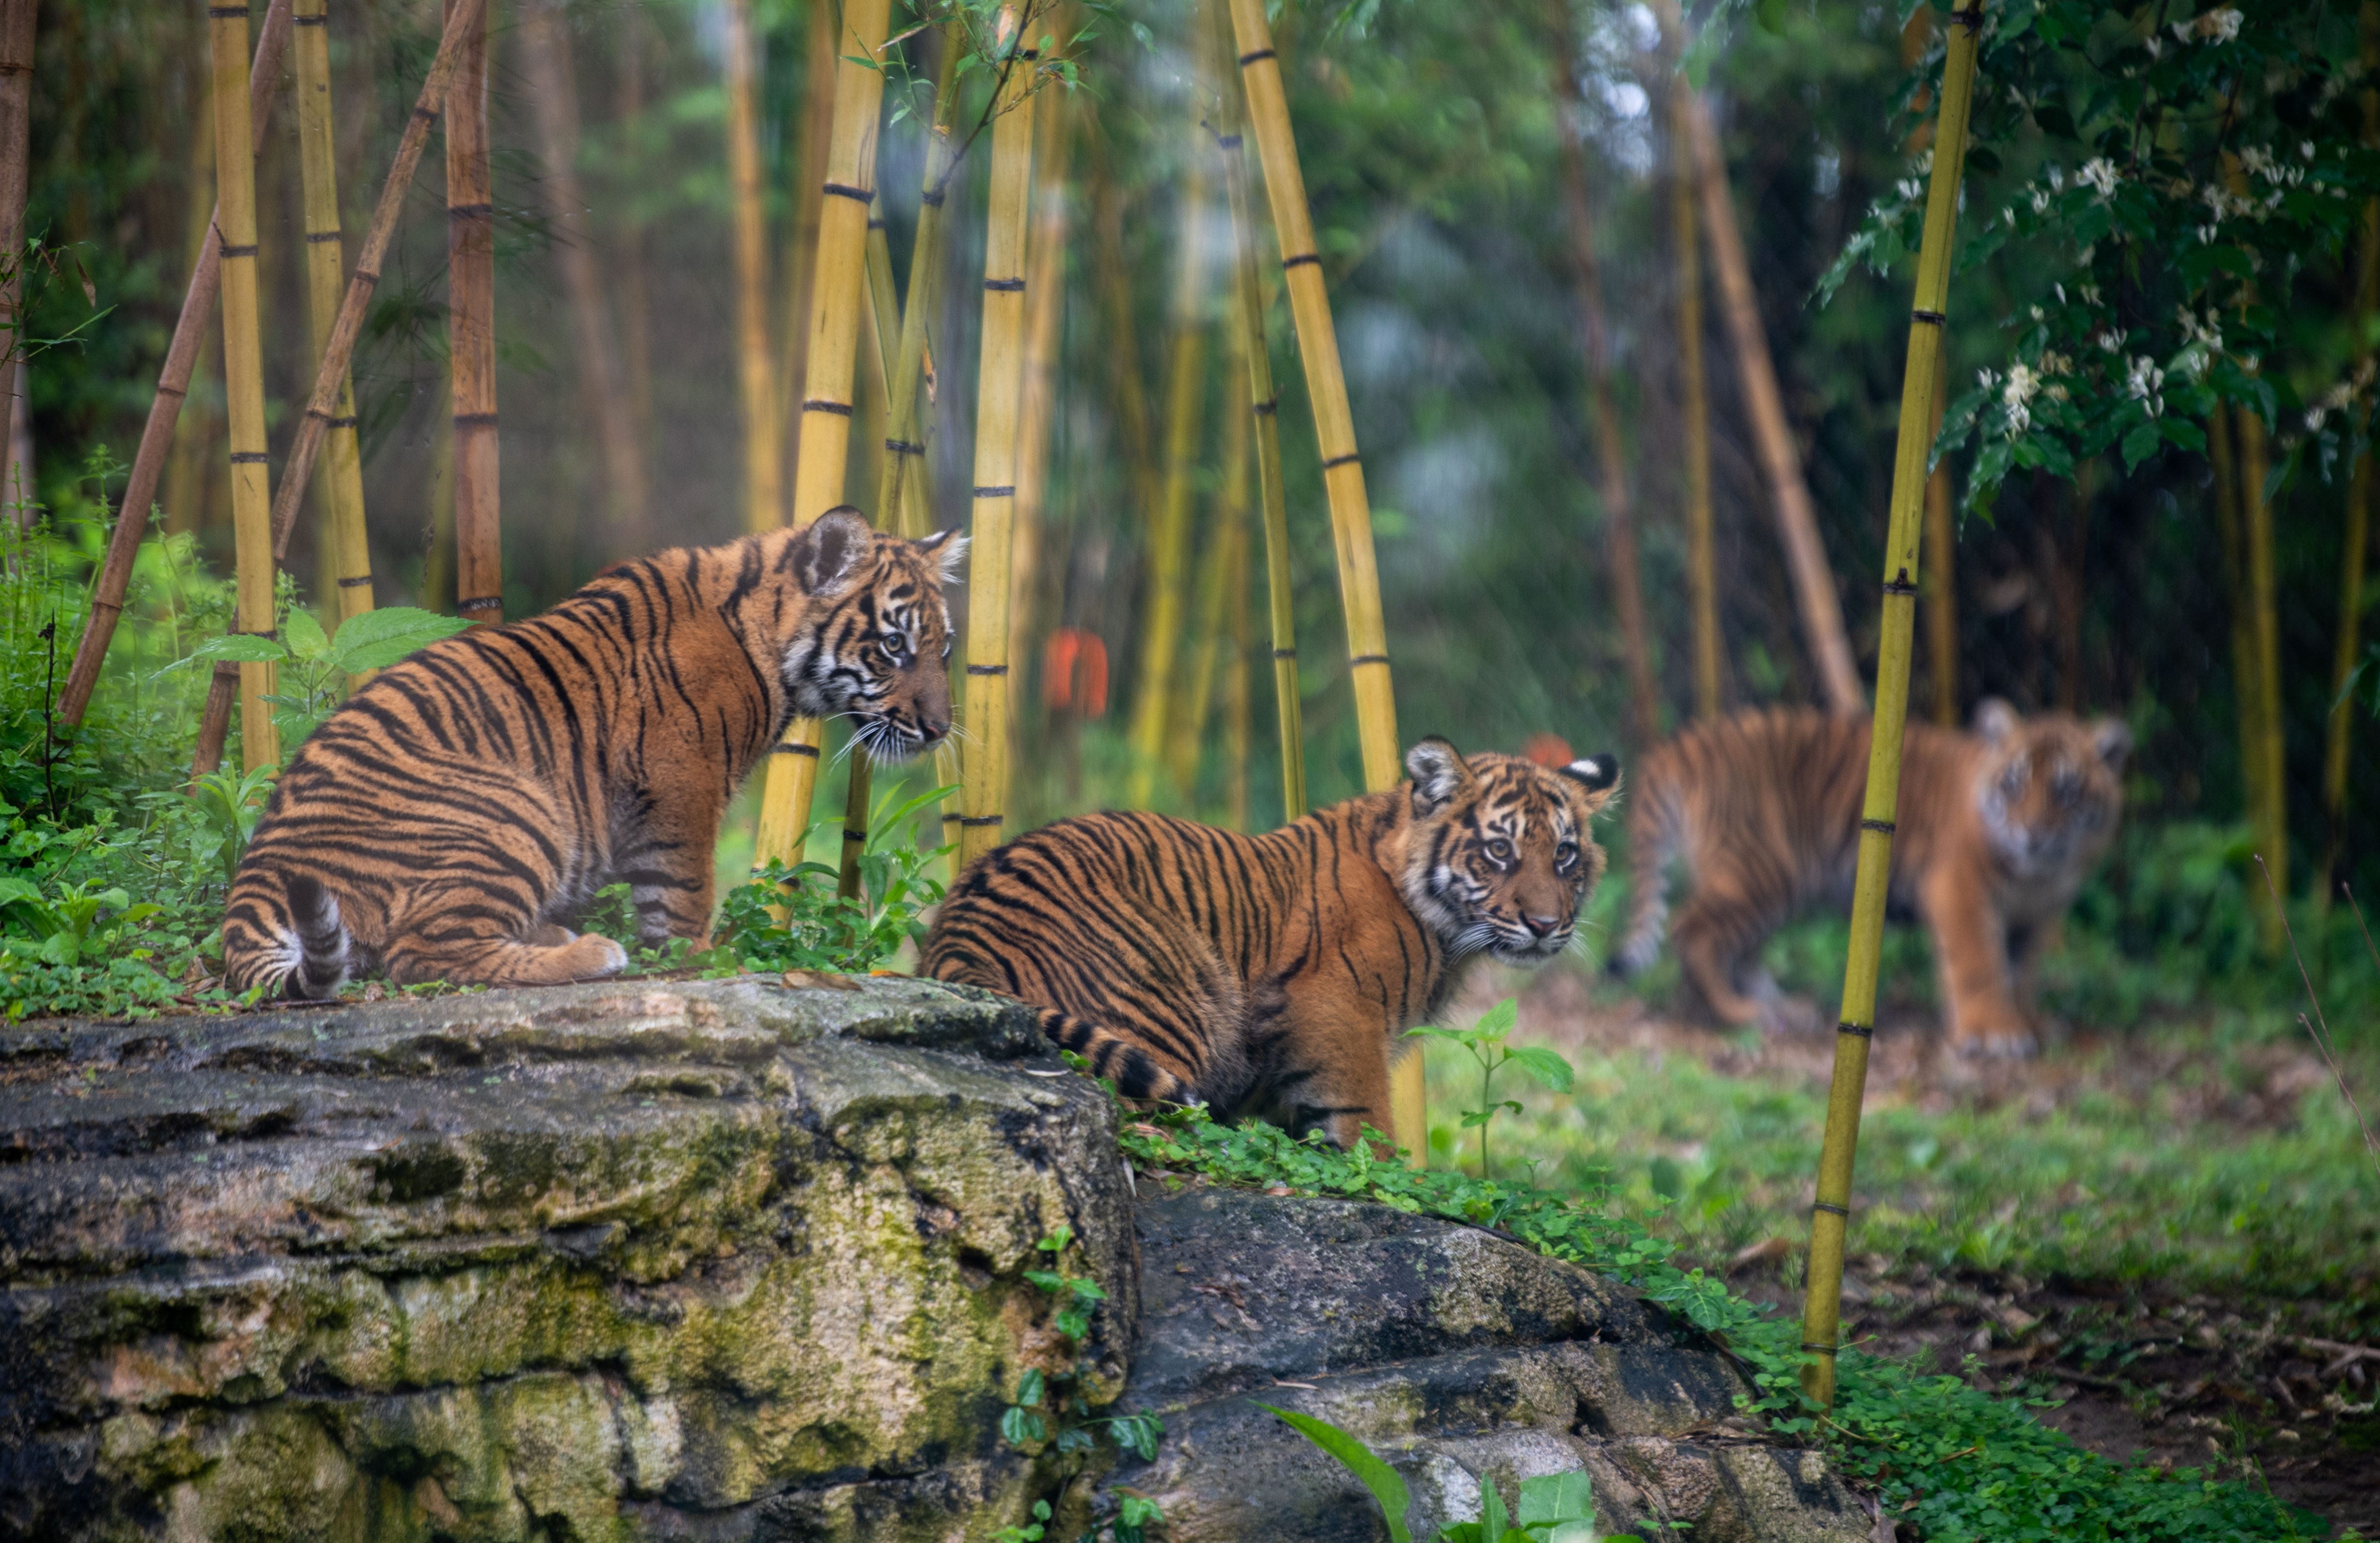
xmin=1671 ymin=66 xmax=1721 ymax=722
xmin=1169 ymin=364 xmax=1250 ymax=798
xmin=1796 ymin=0 xmax=1983 ymax=1410
xmin=2323 ymin=1 xmax=2380 ymax=910
xmin=1227 ymin=0 xmax=1411 ymax=1148
xmin=210 ymin=0 xmax=279 ymax=771
xmin=1011 ymin=82 xmax=1073 ymax=734
xmin=754 ymin=0 xmax=893 ymax=875
xmin=958 ymin=13 xmax=1040 ymax=868
xmin=293 ymin=0 xmax=374 ymax=630
xmin=727 ymin=0 xmax=782 ymax=534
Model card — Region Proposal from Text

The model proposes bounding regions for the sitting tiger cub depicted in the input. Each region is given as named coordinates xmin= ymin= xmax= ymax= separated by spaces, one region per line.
xmin=921 ymin=739 xmax=1621 ymax=1150
xmin=223 ymin=510 xmax=960 ymax=997
xmin=1610 ymin=702 xmax=2128 ymax=1057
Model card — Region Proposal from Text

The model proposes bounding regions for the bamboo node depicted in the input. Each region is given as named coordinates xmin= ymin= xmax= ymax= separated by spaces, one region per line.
xmin=305 ymin=230 xmax=341 ymax=243
xmin=984 ymin=277 xmax=1025 ymax=292
xmin=843 ymin=827 xmax=867 ymax=842
xmin=966 ymin=663 xmax=1009 ymax=675
xmin=1858 ymin=818 xmax=1896 ymax=834
xmin=454 ymin=412 xmax=500 ymax=428
xmin=770 ymin=741 xmax=822 ymax=757
xmin=207 ymin=5 xmax=249 ymax=16
xmin=1950 ymin=5 xmax=1983 ymax=28
xmin=1911 ymin=308 xmax=1946 ymax=325
xmin=1800 ymin=1341 xmax=1840 ymax=1355
xmin=1321 ymin=451 xmax=1361 ymax=470
xmin=823 ymin=180 xmax=876 ymax=203
xmin=972 ymin=484 xmax=1014 ymax=498
xmin=328 ymin=415 xmax=358 ymax=429
xmin=218 ymin=242 xmax=259 ymax=258
xmin=292 ymin=12 xmax=326 ymax=23
xmin=1252 ymin=395 xmax=1280 ymax=416
xmin=1835 ymin=1020 xmax=1875 ymax=1038
xmin=1272 ymin=647 xmax=1297 ymax=659
xmin=885 ymin=438 xmax=924 ymax=456
xmin=228 ymin=451 xmax=269 ymax=465
xmin=1348 ymin=652 xmax=1390 ymax=667
xmin=802 ymin=399 xmax=855 ymax=417
xmin=457 ymin=595 xmax=503 ymax=614
xmin=959 ymin=815 xmax=1004 ymax=826
xmin=1881 ymin=575 xmax=1918 ymax=596
xmin=1237 ymin=46 xmax=1276 ymax=65
xmin=919 ymin=190 xmax=946 ymax=208
xmin=447 ymin=201 xmax=494 ymax=218
xmin=1282 ymin=252 xmax=1321 ymax=270
xmin=336 ymin=574 xmax=374 ymax=588
xmin=1218 ymin=133 xmax=1243 ymax=149
xmin=1811 ymin=1201 xmax=1850 ymax=1217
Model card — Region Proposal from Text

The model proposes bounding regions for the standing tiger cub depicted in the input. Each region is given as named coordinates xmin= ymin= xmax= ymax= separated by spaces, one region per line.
xmin=1611 ymin=702 xmax=2128 ymax=1057
xmin=223 ymin=511 xmax=960 ymax=997
xmin=921 ymin=739 xmax=1621 ymax=1150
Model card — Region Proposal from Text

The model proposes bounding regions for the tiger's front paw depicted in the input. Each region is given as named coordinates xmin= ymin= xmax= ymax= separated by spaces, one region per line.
xmin=1951 ymin=1017 xmax=2039 ymax=1059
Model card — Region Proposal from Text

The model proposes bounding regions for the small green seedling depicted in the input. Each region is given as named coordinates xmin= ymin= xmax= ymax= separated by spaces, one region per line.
xmin=185 ymin=605 xmax=471 ymax=747
xmin=1407 ymin=997 xmax=1575 ymax=1179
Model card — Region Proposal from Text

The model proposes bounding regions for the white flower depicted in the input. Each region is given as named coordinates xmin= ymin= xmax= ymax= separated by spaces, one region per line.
xmin=2184 ymin=6 xmax=2242 ymax=42
xmin=2081 ymin=283 xmax=2103 ymax=306
xmin=2241 ymin=145 xmax=2274 ymax=181
xmin=2079 ymin=158 xmax=2120 ymax=198
xmin=2031 ymin=304 xmax=2046 ymax=321
xmin=2003 ymin=362 xmax=2041 ymax=408
xmin=2308 ymin=406 xmax=2329 ymax=431
xmin=2032 ymin=186 xmax=2053 ymax=214
xmin=1898 ymin=178 xmax=1924 ymax=201
xmin=1977 ymin=367 xmax=2000 ymax=393
xmin=2170 ymin=19 xmax=2192 ymax=42
xmin=2125 ymin=357 xmax=2165 ymax=418
xmin=2303 ymin=141 xmax=2317 ymax=161
xmin=2097 ymin=330 xmax=2124 ymax=354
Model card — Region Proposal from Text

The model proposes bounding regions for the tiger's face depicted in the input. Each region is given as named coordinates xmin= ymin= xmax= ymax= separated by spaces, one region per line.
xmin=1398 ymin=738 xmax=1622 ymax=964
xmin=1971 ymin=700 xmax=2129 ymax=883
xmin=779 ymin=509 xmax=963 ymax=762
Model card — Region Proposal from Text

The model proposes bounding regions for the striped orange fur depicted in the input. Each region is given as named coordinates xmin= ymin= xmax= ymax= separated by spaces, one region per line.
xmin=1612 ymin=702 xmax=2128 ymax=1056
xmin=921 ymin=739 xmax=1621 ymax=1149
xmin=222 ymin=511 xmax=961 ymax=997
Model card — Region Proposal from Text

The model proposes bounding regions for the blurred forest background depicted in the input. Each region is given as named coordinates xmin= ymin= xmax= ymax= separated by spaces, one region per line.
xmin=13 ymin=0 xmax=2377 ymax=983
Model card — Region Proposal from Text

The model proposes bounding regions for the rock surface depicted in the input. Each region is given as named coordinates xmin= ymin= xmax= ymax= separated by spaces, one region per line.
xmin=0 ymin=977 xmax=1135 ymax=1543
xmin=1098 ymin=1189 xmax=1871 ymax=1543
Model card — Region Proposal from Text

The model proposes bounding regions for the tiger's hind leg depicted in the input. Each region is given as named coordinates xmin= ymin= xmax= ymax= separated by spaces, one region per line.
xmin=1670 ymin=897 xmax=1798 ymax=1032
xmin=381 ymin=881 xmax=629 ymax=988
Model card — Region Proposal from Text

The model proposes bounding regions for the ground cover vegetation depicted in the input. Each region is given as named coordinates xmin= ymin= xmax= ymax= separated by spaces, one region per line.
xmin=5 ymin=0 xmax=2379 ymax=1535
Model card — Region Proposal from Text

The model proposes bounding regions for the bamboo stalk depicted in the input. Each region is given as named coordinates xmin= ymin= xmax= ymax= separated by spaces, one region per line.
xmin=1796 ymin=0 xmax=1982 ymax=1411
xmin=753 ymin=0 xmax=893 ymax=876
xmin=1548 ymin=0 xmax=1658 ymax=751
xmin=958 ymin=11 xmax=1041 ymax=869
xmin=2323 ymin=0 xmax=2380 ymax=908
xmin=1671 ymin=64 xmax=1721 ymax=722
xmin=2054 ymin=461 xmax=2091 ymax=712
xmin=616 ymin=11 xmax=653 ymax=451
xmin=424 ymin=379 xmax=455 ymax=609
xmin=1924 ymin=347 xmax=1958 ymax=724
xmin=447 ymin=0 xmax=500 ymax=626
xmin=522 ymin=0 xmax=648 ymax=555
xmin=56 ymin=0 xmax=293 ymax=728
xmin=1228 ymin=0 xmax=1410 ymax=1145
xmin=164 ymin=118 xmax=217 ymax=539
xmin=2210 ymin=403 xmax=2267 ymax=883
xmin=779 ymin=0 xmax=836 ymax=503
xmin=0 ymin=0 xmax=35 ymax=510
xmin=212 ymin=0 xmax=280 ymax=771
xmin=1087 ymin=125 xmax=1159 ymax=553
xmin=1169 ymin=365 xmax=1250 ymax=797
xmin=1224 ymin=494 xmax=1253 ymax=832
xmin=293 ymin=0 xmax=374 ymax=627
xmin=1010 ymin=82 xmax=1073 ymax=731
xmin=845 ymin=25 xmax=967 ymax=899
xmin=1658 ymin=0 xmax=1863 ymax=717
xmin=2239 ymin=402 xmax=2287 ymax=932
xmin=1217 ymin=67 xmax=1304 ymax=820
xmin=263 ymin=0 xmax=489 ymax=565
xmin=726 ymin=0 xmax=782 ymax=534
xmin=1125 ymin=106 xmax=1214 ymax=808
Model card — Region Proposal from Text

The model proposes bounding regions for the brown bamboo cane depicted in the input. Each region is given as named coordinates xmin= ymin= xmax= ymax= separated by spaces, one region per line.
xmin=1124 ymin=114 xmax=1214 ymax=809
xmin=1657 ymin=0 xmax=1863 ymax=717
xmin=2209 ymin=404 xmax=2267 ymax=884
xmin=211 ymin=0 xmax=281 ymax=772
xmin=2239 ymin=401 xmax=2287 ymax=932
xmin=752 ymin=0 xmax=893 ymax=876
xmin=0 ymin=0 xmax=35 ymax=509
xmin=1228 ymin=0 xmax=1412 ymax=1148
xmin=1010 ymin=82 xmax=1073 ymax=732
xmin=844 ymin=26 xmax=966 ymax=900
xmin=2054 ymin=462 xmax=2091 ymax=711
xmin=262 ymin=0 xmax=489 ymax=568
xmin=1547 ymin=0 xmax=1658 ymax=752
xmin=58 ymin=0 xmax=292 ymax=728
xmin=1796 ymin=0 xmax=1982 ymax=1410
xmin=957 ymin=14 xmax=1041 ymax=869
xmin=616 ymin=11 xmax=654 ymax=450
xmin=1671 ymin=66 xmax=1721 ymax=723
xmin=1224 ymin=498 xmax=1253 ymax=832
xmin=1924 ymin=347 xmax=1959 ymax=725
xmin=164 ymin=119 xmax=218 ymax=540
xmin=447 ymin=0 xmax=500 ymax=626
xmin=1217 ymin=76 xmax=1304 ymax=819
xmin=1169 ymin=364 xmax=1250 ymax=798
xmin=293 ymin=0 xmax=374 ymax=628
xmin=727 ymin=0 xmax=782 ymax=535
xmin=522 ymin=0 xmax=648 ymax=556
xmin=2323 ymin=0 xmax=2380 ymax=911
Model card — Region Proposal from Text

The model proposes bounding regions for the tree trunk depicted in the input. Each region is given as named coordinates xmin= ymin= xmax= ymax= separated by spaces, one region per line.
xmin=1658 ymin=0 xmax=1863 ymax=716
xmin=725 ymin=0 xmax=781 ymax=534
xmin=293 ymin=0 xmax=375 ymax=627
xmin=957 ymin=11 xmax=1041 ymax=868
xmin=522 ymin=0 xmax=648 ymax=557
xmin=2239 ymin=402 xmax=2288 ymax=933
xmin=1228 ymin=0 xmax=1410 ymax=1143
xmin=2323 ymin=0 xmax=2380 ymax=909
xmin=447 ymin=0 xmax=500 ymax=625
xmin=0 ymin=0 xmax=35 ymax=510
xmin=751 ymin=0 xmax=892 ymax=875
xmin=1671 ymin=62 xmax=1721 ymax=722
xmin=210 ymin=0 xmax=280 ymax=770
xmin=55 ymin=0 xmax=293 ymax=729
xmin=1545 ymin=0 xmax=1659 ymax=750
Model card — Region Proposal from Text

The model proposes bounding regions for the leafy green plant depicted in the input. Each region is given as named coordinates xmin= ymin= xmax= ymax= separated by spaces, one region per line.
xmin=186 ymin=766 xmax=276 ymax=889
xmin=183 ymin=605 xmax=472 ymax=750
xmin=1407 ymin=997 xmax=1574 ymax=1179
xmin=1255 ymin=1403 xmax=1619 ymax=1543
xmin=711 ymin=781 xmax=954 ymax=974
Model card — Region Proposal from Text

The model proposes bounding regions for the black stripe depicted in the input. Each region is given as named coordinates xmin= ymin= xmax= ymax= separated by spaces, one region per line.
xmin=804 ymin=399 xmax=854 ymax=416
xmin=1282 ymin=252 xmax=1320 ymax=269
xmin=1322 ymin=451 xmax=1361 ymax=470
xmin=984 ymin=277 xmax=1025 ymax=291
xmin=771 ymin=741 xmax=821 ymax=757
xmin=824 ymin=180 xmax=875 ymax=203
xmin=1238 ymin=47 xmax=1276 ymax=64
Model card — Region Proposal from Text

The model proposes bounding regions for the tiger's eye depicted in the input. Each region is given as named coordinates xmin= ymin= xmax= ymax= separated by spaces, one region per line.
xmin=1486 ymin=838 xmax=1514 ymax=864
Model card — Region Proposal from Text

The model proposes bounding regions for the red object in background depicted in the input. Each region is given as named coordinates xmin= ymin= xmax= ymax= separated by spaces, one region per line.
xmin=1043 ymin=628 xmax=1109 ymax=718
xmin=1522 ymin=732 xmax=1575 ymax=769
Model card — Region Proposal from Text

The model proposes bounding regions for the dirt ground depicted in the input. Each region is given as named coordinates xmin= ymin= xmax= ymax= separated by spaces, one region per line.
xmin=1493 ymin=966 xmax=2380 ymax=1536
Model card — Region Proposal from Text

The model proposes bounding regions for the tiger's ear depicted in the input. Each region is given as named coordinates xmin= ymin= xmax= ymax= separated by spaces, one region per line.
xmin=2092 ymin=717 xmax=2132 ymax=770
xmin=1558 ymin=753 xmax=1619 ymax=794
xmin=914 ymin=526 xmax=970 ymax=585
xmin=792 ymin=507 xmax=873 ymax=595
xmin=1972 ymin=698 xmax=2019 ymax=744
xmin=1405 ymin=737 xmax=1474 ymax=816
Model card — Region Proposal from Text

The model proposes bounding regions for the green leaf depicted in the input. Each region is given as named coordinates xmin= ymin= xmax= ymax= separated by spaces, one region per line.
xmin=1479 ymin=1471 xmax=1510 ymax=1543
xmin=190 ymin=632 xmax=289 ymax=664
xmin=1471 ymin=997 xmax=1519 ymax=1042
xmin=0 ymin=875 xmax=41 ymax=909
xmin=329 ymin=606 xmax=474 ymax=674
xmin=1253 ymin=1404 xmax=1411 ymax=1543
xmin=2119 ymin=420 xmax=2162 ymax=472
xmin=1518 ymin=1471 xmax=1596 ymax=1527
xmin=1753 ymin=0 xmax=1787 ymax=34
xmin=283 ymin=608 xmax=331 ymax=663
xmin=1503 ymin=1046 xmax=1575 ymax=1093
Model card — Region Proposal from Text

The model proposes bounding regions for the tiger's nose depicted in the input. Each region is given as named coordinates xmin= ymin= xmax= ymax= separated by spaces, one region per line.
xmin=1523 ymin=914 xmax=1563 ymax=938
xmin=920 ymin=710 xmax=951 ymax=741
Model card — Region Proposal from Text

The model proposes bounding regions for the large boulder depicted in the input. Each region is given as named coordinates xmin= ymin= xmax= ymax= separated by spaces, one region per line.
xmin=0 ymin=976 xmax=1136 ymax=1543
xmin=1098 ymin=1189 xmax=1871 ymax=1543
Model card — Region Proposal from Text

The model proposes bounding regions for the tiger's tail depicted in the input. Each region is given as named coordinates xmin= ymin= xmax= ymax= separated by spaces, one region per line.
xmin=221 ymin=870 xmax=353 ymax=999
xmin=1035 ymin=1006 xmax=1196 ymax=1105
xmin=1610 ymin=764 xmax=1684 ymax=979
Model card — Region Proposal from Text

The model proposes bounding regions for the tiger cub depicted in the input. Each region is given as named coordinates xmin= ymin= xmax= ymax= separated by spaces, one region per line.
xmin=921 ymin=739 xmax=1621 ymax=1150
xmin=1611 ymin=702 xmax=2128 ymax=1056
xmin=223 ymin=510 xmax=960 ymax=997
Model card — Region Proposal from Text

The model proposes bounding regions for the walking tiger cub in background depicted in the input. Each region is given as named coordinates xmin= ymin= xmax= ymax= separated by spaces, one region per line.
xmin=223 ymin=511 xmax=961 ymax=997
xmin=921 ymin=739 xmax=1621 ymax=1151
xmin=1610 ymin=702 xmax=2129 ymax=1057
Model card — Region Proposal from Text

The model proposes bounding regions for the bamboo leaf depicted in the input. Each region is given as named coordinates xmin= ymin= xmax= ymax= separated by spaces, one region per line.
xmin=1252 ymin=1404 xmax=1411 ymax=1543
